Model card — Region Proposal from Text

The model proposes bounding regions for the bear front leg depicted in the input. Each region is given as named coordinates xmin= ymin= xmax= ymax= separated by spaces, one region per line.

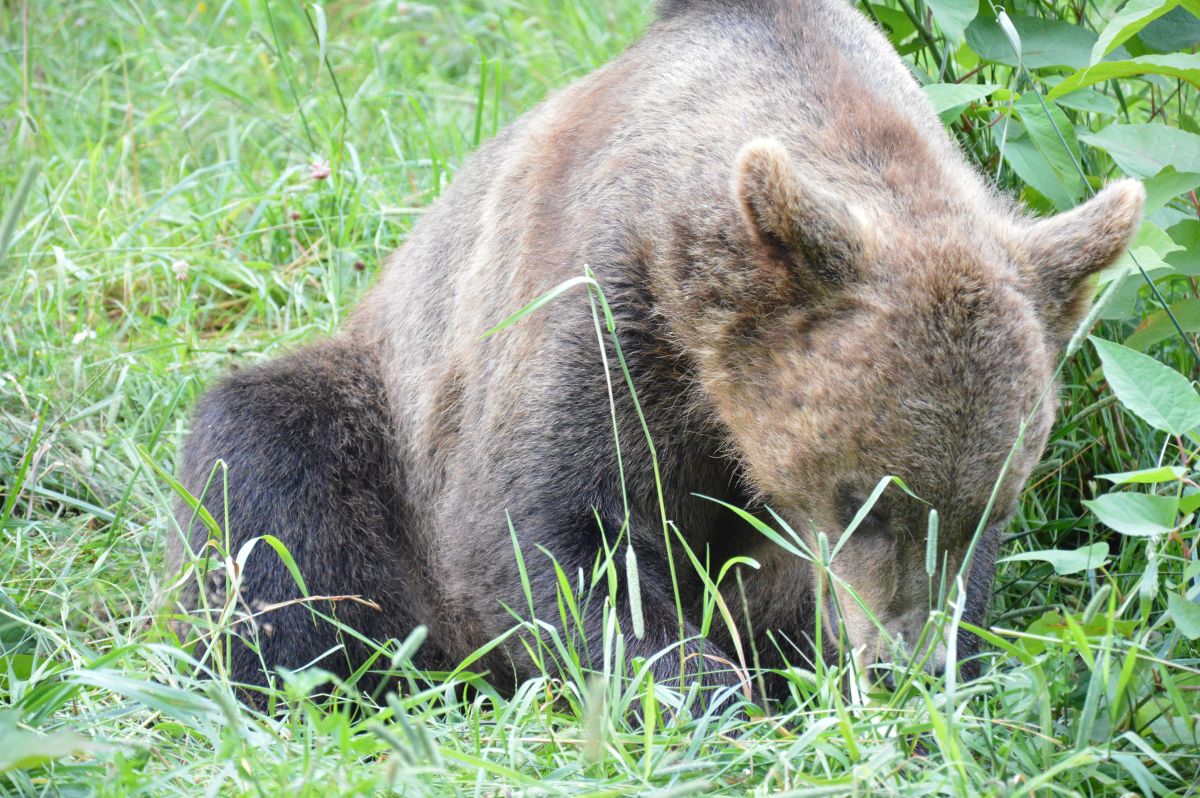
xmin=600 ymin=580 xmax=750 ymax=712
xmin=954 ymin=524 xmax=1002 ymax=680
xmin=462 ymin=536 xmax=749 ymax=713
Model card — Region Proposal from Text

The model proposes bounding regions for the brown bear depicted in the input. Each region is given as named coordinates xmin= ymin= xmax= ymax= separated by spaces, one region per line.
xmin=170 ymin=0 xmax=1144 ymax=706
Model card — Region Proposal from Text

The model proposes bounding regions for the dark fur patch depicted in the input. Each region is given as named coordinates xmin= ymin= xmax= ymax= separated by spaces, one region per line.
xmin=171 ymin=339 xmax=448 ymax=703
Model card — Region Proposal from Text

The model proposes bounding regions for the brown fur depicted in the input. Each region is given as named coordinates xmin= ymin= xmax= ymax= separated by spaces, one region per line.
xmin=171 ymin=0 xmax=1144 ymax=705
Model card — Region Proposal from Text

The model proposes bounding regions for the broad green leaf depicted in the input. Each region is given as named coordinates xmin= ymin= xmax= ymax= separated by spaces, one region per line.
xmin=1166 ymin=591 xmax=1200 ymax=639
xmin=1016 ymin=94 xmax=1083 ymax=165
xmin=1080 ymin=123 xmax=1200 ymax=179
xmin=1099 ymin=222 xmax=1183 ymax=301
xmin=1049 ymin=54 xmax=1200 ymax=100
xmin=1125 ymin=297 xmax=1200 ymax=350
xmin=1097 ymin=221 xmax=1184 ymax=319
xmin=966 ymin=15 xmax=1128 ymax=70
xmin=870 ymin=4 xmax=917 ymax=46
xmin=1180 ymin=489 xmax=1200 ymax=514
xmin=925 ymin=0 xmax=978 ymax=42
xmin=1051 ymin=87 xmax=1120 ymax=116
xmin=1098 ymin=466 xmax=1187 ymax=483
xmin=922 ymin=82 xmax=999 ymax=116
xmin=1140 ymin=4 xmax=1200 ymax=51
xmin=1084 ymin=492 xmax=1179 ymax=536
xmin=1099 ymin=218 xmax=1190 ymax=316
xmin=1124 ymin=220 xmax=1184 ymax=263
xmin=1091 ymin=336 xmax=1200 ymax=434
xmin=1173 ymin=1 xmax=1200 ymax=18
xmin=1012 ymin=94 xmax=1086 ymax=207
xmin=1143 ymin=168 xmax=1200 ymax=213
xmin=998 ymin=542 xmax=1111 ymax=575
xmin=1165 ymin=219 xmax=1200 ymax=275
xmin=1091 ymin=0 xmax=1181 ymax=63
xmin=1112 ymin=245 xmax=1177 ymax=278
xmin=1096 ymin=248 xmax=1175 ymax=320
xmin=1005 ymin=135 xmax=1082 ymax=211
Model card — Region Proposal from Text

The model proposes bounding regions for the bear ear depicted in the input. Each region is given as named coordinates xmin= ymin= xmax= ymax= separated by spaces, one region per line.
xmin=1019 ymin=180 xmax=1145 ymax=347
xmin=734 ymin=138 xmax=875 ymax=291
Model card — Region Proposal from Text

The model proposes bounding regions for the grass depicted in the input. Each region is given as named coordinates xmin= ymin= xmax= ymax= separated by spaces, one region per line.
xmin=2 ymin=0 xmax=1199 ymax=795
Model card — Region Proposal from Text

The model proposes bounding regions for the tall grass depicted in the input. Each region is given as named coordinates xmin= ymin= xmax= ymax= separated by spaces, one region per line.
xmin=1 ymin=1 xmax=1198 ymax=794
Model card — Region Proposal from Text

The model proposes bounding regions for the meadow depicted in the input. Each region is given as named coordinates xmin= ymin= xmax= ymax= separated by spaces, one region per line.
xmin=2 ymin=0 xmax=1199 ymax=794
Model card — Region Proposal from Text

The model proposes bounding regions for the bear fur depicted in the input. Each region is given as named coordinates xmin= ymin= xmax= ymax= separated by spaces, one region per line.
xmin=170 ymin=0 xmax=1144 ymax=704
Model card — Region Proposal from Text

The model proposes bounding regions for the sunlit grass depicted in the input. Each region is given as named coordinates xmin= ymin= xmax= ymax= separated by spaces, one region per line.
xmin=1 ymin=1 xmax=1198 ymax=795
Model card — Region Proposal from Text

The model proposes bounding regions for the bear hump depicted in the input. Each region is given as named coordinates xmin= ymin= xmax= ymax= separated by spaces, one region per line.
xmin=657 ymin=0 xmax=764 ymax=19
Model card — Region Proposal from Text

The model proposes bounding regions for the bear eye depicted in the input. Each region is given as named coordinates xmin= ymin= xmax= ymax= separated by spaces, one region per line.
xmin=839 ymin=490 xmax=891 ymax=537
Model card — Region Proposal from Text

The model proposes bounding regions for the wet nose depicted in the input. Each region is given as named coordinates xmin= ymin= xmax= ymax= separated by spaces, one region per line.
xmin=867 ymin=661 xmax=898 ymax=691
xmin=869 ymin=662 xmax=945 ymax=692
